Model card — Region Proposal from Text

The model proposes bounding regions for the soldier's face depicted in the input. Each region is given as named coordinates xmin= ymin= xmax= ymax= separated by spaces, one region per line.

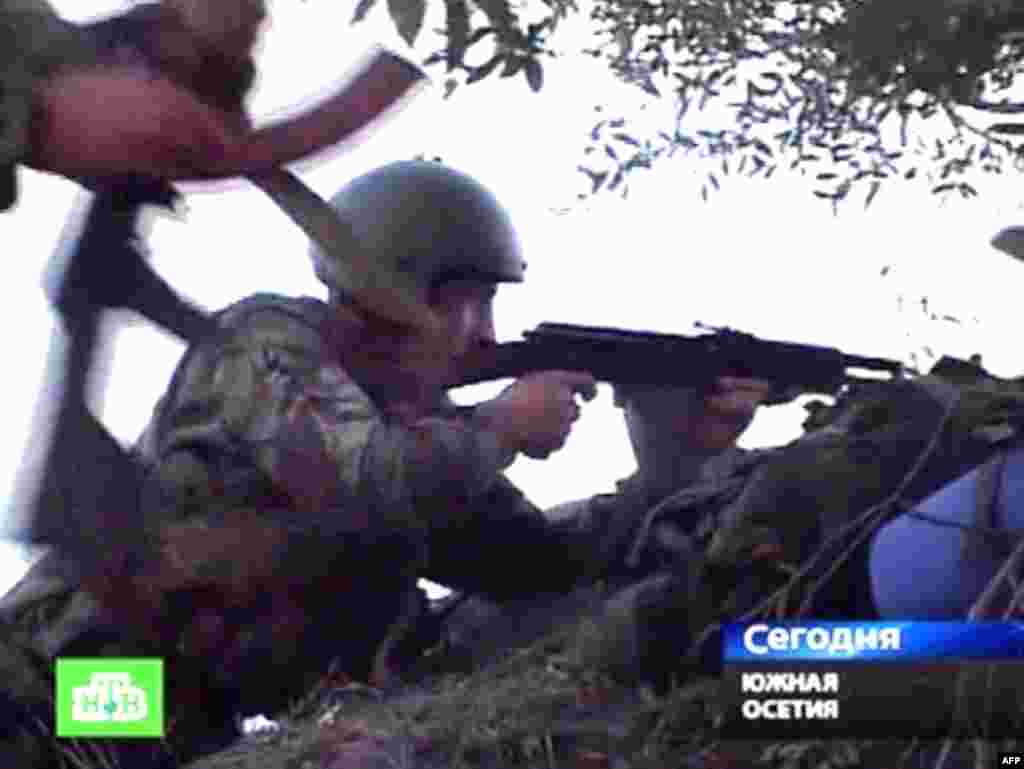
xmin=428 ymin=278 xmax=498 ymax=383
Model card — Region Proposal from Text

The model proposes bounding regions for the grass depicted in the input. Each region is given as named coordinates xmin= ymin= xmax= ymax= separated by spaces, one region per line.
xmin=177 ymin=611 xmax=1024 ymax=769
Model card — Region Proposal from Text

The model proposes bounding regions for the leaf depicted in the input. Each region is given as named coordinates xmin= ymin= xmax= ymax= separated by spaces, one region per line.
xmin=931 ymin=182 xmax=956 ymax=195
xmin=525 ymin=58 xmax=544 ymax=92
xmin=387 ymin=0 xmax=426 ymax=46
xmin=904 ymin=167 xmax=918 ymax=180
xmin=864 ymin=180 xmax=881 ymax=210
xmin=958 ymin=182 xmax=978 ymax=198
xmin=444 ymin=0 xmax=470 ymax=71
xmin=708 ymin=172 xmax=720 ymax=191
xmin=466 ymin=26 xmax=496 ymax=47
xmin=501 ymin=56 xmax=525 ymax=78
xmin=989 ymin=122 xmax=1024 ymax=135
xmin=577 ymin=166 xmax=608 ymax=195
xmin=474 ymin=0 xmax=519 ymax=45
xmin=755 ymin=72 xmax=784 ymax=94
xmin=466 ymin=54 xmax=503 ymax=84
xmin=612 ymin=133 xmax=640 ymax=147
xmin=352 ymin=0 xmax=380 ymax=23
xmin=605 ymin=145 xmax=619 ymax=161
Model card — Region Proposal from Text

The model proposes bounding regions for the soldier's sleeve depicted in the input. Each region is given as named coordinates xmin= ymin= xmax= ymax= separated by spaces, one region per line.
xmin=152 ymin=304 xmax=519 ymax=534
xmin=423 ymin=475 xmax=596 ymax=600
xmin=545 ymin=497 xmax=592 ymax=526
xmin=0 ymin=1 xmax=99 ymax=210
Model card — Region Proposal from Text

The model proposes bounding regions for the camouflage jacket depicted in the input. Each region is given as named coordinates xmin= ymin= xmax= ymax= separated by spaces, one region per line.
xmin=0 ymin=293 xmax=594 ymax=751
xmin=0 ymin=0 xmax=100 ymax=209
xmin=544 ymin=448 xmax=756 ymax=583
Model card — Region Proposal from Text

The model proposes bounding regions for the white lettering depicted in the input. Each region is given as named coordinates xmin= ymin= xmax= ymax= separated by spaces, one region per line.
xmin=805 ymin=699 xmax=840 ymax=719
xmin=828 ymin=628 xmax=854 ymax=654
xmin=767 ymin=627 xmax=790 ymax=651
xmin=742 ymin=673 xmax=762 ymax=692
xmin=879 ymin=628 xmax=902 ymax=650
xmin=740 ymin=672 xmax=842 ymax=694
xmin=741 ymin=699 xmax=840 ymax=720
xmin=744 ymin=624 xmax=769 ymax=655
xmin=741 ymin=625 xmax=903 ymax=657
xmin=741 ymin=699 xmax=761 ymax=719
xmin=853 ymin=627 xmax=879 ymax=650
xmin=805 ymin=628 xmax=830 ymax=650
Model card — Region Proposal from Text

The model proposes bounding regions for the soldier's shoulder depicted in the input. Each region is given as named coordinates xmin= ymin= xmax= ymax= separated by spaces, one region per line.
xmin=216 ymin=292 xmax=328 ymax=322
xmin=213 ymin=293 xmax=331 ymax=340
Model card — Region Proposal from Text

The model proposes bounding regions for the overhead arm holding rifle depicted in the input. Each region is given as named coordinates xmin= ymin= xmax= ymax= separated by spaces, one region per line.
xmin=9 ymin=4 xmax=436 ymax=559
xmin=458 ymin=322 xmax=905 ymax=404
xmin=14 ymin=180 xmax=197 ymax=554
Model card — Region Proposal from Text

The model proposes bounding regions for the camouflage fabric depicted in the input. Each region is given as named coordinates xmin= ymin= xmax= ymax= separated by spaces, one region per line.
xmin=539 ymin=449 xmax=751 ymax=580
xmin=0 ymin=292 xmax=594 ymax=766
xmin=426 ymin=449 xmax=756 ymax=675
xmin=0 ymin=0 xmax=101 ymax=209
xmin=572 ymin=358 xmax=1024 ymax=683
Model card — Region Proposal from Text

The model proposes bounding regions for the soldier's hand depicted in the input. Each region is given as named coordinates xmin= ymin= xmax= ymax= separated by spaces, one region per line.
xmin=688 ymin=376 xmax=772 ymax=451
xmin=29 ymin=66 xmax=243 ymax=180
xmin=478 ymin=371 xmax=597 ymax=459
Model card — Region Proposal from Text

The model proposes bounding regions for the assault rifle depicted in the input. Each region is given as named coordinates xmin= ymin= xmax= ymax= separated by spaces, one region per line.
xmin=458 ymin=322 xmax=906 ymax=404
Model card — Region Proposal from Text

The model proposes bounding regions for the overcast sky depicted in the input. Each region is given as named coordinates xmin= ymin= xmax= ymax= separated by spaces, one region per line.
xmin=3 ymin=0 xmax=1024 ymax=598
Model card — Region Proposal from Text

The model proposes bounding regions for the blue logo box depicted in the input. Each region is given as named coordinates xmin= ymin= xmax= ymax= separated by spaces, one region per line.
xmin=723 ymin=621 xmax=1024 ymax=663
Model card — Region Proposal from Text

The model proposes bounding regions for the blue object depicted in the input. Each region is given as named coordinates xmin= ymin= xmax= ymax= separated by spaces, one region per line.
xmin=722 ymin=621 xmax=1024 ymax=662
xmin=869 ymin=446 xmax=1024 ymax=618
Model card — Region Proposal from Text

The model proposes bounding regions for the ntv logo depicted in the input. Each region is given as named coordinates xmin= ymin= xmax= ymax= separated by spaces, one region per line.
xmin=72 ymin=672 xmax=148 ymax=722
xmin=56 ymin=658 xmax=164 ymax=738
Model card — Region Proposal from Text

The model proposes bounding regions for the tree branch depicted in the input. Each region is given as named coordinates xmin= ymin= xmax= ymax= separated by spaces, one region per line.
xmin=965 ymin=98 xmax=1024 ymax=114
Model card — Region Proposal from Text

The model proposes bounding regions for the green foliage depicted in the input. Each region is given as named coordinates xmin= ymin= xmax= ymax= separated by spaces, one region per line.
xmin=578 ymin=0 xmax=1024 ymax=206
xmin=348 ymin=0 xmax=1024 ymax=207
xmin=350 ymin=0 xmax=560 ymax=95
xmin=387 ymin=0 xmax=428 ymax=46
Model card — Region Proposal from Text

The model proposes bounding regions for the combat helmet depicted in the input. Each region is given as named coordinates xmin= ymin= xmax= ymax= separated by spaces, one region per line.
xmin=311 ymin=160 xmax=526 ymax=327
